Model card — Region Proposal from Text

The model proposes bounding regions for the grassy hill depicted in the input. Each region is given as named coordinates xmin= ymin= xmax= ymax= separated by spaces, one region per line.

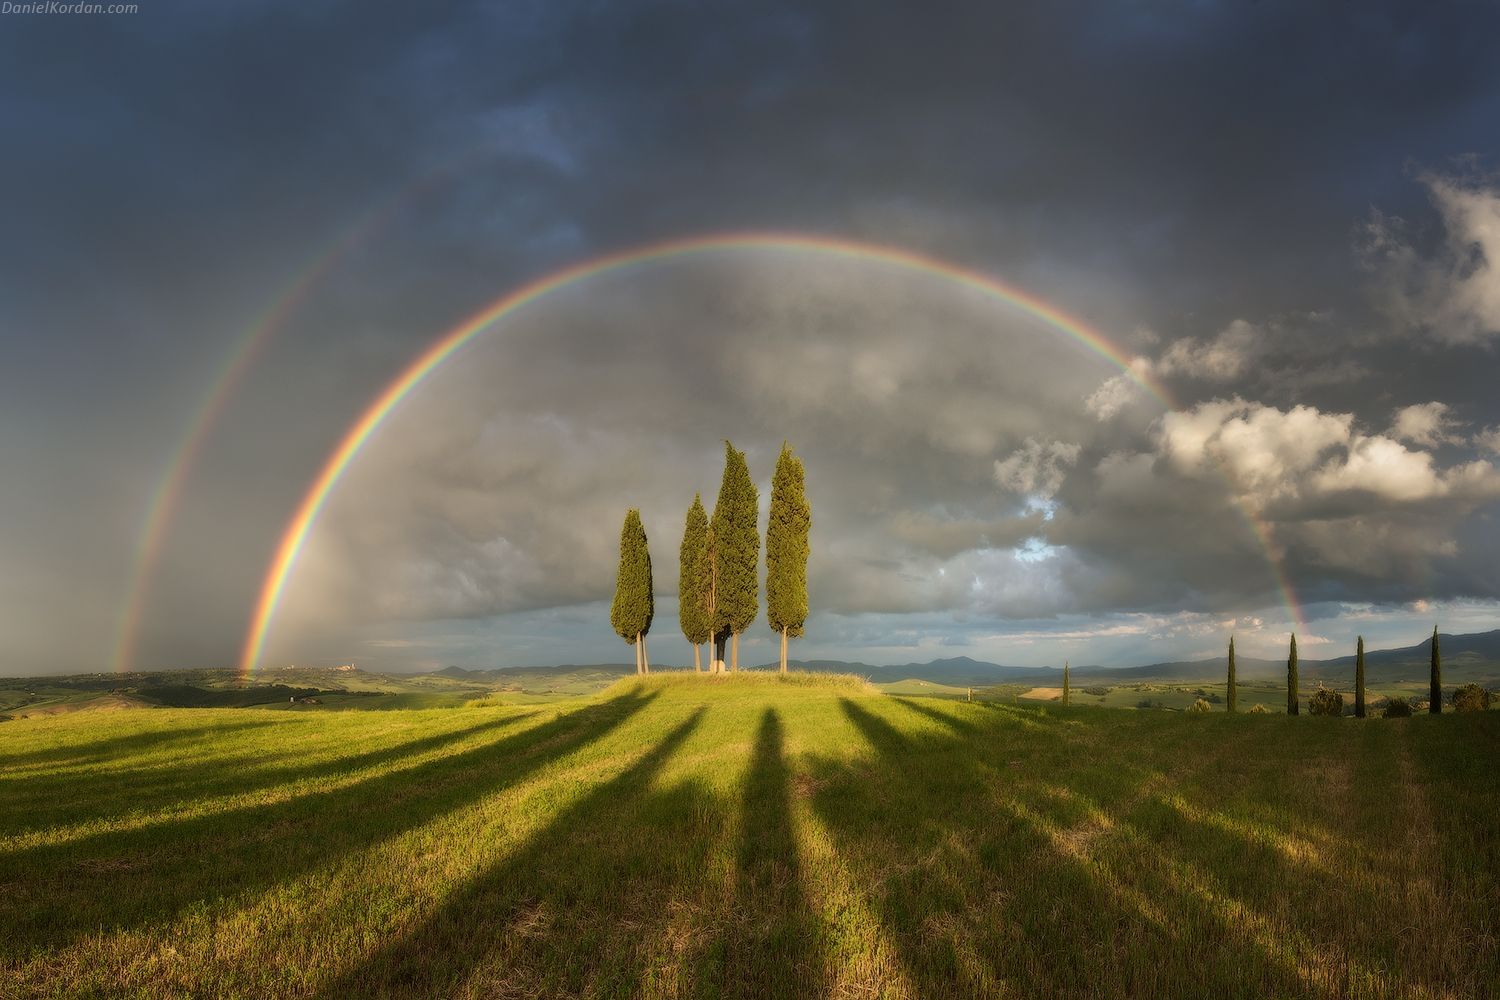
xmin=1 ymin=672 xmax=1494 ymax=998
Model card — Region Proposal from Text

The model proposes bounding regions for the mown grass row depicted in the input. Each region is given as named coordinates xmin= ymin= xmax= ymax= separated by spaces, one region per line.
xmin=1 ymin=672 xmax=1495 ymax=998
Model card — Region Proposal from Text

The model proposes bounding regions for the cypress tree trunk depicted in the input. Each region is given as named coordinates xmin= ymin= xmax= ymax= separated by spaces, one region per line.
xmin=1430 ymin=625 xmax=1441 ymax=714
xmin=635 ymin=635 xmax=642 ymax=675
xmin=693 ymin=644 xmax=701 ymax=672
xmin=713 ymin=632 xmax=726 ymax=674
xmin=1227 ymin=636 xmax=1237 ymax=713
xmin=781 ymin=626 xmax=788 ymax=673
xmin=1355 ymin=636 xmax=1366 ymax=718
xmin=641 ymin=634 xmax=650 ymax=675
xmin=731 ymin=632 xmax=739 ymax=672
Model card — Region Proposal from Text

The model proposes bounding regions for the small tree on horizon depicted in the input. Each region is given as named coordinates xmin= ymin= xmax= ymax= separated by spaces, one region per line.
xmin=1355 ymin=635 xmax=1367 ymax=719
xmin=1430 ymin=625 xmax=1442 ymax=714
xmin=678 ymin=494 xmax=712 ymax=672
xmin=765 ymin=442 xmax=810 ymax=673
xmin=1286 ymin=633 xmax=1299 ymax=716
xmin=711 ymin=441 xmax=759 ymax=672
xmin=1226 ymin=636 xmax=1237 ymax=713
xmin=609 ymin=508 xmax=653 ymax=675
xmin=1062 ymin=660 xmax=1071 ymax=706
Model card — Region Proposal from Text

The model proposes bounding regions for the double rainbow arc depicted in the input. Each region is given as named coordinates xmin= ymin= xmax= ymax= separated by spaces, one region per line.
xmin=238 ymin=232 xmax=1306 ymax=677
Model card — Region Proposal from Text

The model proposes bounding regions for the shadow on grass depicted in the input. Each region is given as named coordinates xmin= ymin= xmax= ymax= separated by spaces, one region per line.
xmin=316 ymin=707 xmax=711 ymax=999
xmin=0 ymin=713 xmax=539 ymax=839
xmin=805 ymin=697 xmax=1450 ymax=998
xmin=0 ymin=718 xmax=282 ymax=770
xmin=0 ymin=691 xmax=656 ymax=958
xmin=891 ymin=696 xmax=978 ymax=735
xmin=714 ymin=708 xmax=826 ymax=998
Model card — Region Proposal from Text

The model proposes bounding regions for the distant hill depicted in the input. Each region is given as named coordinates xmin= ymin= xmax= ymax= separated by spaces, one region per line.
xmin=739 ymin=629 xmax=1500 ymax=686
xmin=423 ymin=630 xmax=1500 ymax=688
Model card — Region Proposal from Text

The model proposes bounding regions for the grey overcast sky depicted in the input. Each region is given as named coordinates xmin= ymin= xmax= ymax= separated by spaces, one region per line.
xmin=3 ymin=0 xmax=1500 ymax=675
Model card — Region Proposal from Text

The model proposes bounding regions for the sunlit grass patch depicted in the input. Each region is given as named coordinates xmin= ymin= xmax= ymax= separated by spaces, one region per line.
xmin=0 ymin=678 xmax=1494 ymax=997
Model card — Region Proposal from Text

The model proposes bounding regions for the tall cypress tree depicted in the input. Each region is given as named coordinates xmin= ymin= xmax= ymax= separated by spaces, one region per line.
xmin=1062 ymin=660 xmax=1070 ymax=706
xmin=1286 ymin=633 xmax=1299 ymax=716
xmin=1354 ymin=635 xmax=1366 ymax=719
xmin=1226 ymin=636 xmax=1237 ymax=713
xmin=765 ymin=442 xmax=811 ymax=673
xmin=609 ymin=509 xmax=653 ymax=674
xmin=678 ymin=494 xmax=711 ymax=672
xmin=710 ymin=441 xmax=759 ymax=672
xmin=1430 ymin=625 xmax=1442 ymax=714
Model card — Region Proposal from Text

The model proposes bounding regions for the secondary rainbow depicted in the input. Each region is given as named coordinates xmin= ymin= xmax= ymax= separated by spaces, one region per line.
xmin=239 ymin=232 xmax=1306 ymax=676
xmin=109 ymin=154 xmax=489 ymax=675
xmin=108 ymin=206 xmax=405 ymax=675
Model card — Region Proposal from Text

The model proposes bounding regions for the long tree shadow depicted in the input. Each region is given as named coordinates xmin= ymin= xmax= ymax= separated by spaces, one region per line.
xmin=0 ymin=717 xmax=282 ymax=771
xmin=809 ymin=697 xmax=1327 ymax=997
xmin=315 ymin=707 xmax=713 ymax=999
xmin=713 ymin=707 xmax=826 ymax=997
xmin=0 ymin=712 xmax=539 ymax=841
xmin=891 ymin=696 xmax=978 ymax=736
xmin=812 ymin=696 xmax=1500 ymax=998
xmin=0 ymin=690 xmax=656 ymax=958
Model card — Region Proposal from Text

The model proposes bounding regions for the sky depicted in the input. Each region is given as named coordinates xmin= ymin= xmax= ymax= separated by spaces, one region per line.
xmin=3 ymin=1 xmax=1500 ymax=676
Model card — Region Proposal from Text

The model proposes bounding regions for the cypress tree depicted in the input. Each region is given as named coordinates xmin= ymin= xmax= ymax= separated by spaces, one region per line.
xmin=608 ymin=509 xmax=653 ymax=675
xmin=1354 ymin=636 xmax=1366 ymax=718
xmin=1430 ymin=625 xmax=1441 ymax=714
xmin=710 ymin=441 xmax=759 ymax=671
xmin=678 ymin=494 xmax=711 ymax=672
xmin=1062 ymin=660 xmax=1070 ymax=706
xmin=1226 ymin=636 xmax=1237 ymax=713
xmin=765 ymin=442 xmax=811 ymax=673
xmin=1286 ymin=633 xmax=1299 ymax=716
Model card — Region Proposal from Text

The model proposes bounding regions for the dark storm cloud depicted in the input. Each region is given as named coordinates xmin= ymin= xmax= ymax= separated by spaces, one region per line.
xmin=1 ymin=0 xmax=1499 ymax=672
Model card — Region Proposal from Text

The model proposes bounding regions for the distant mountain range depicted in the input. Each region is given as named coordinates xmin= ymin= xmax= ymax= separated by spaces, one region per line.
xmin=436 ymin=629 xmax=1500 ymax=687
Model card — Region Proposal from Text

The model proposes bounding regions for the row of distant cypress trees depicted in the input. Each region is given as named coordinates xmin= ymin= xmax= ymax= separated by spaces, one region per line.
xmin=611 ymin=440 xmax=810 ymax=675
xmin=1224 ymin=625 xmax=1445 ymax=716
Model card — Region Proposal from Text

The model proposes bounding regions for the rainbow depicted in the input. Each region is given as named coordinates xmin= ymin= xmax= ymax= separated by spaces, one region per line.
xmin=109 ymin=253 xmax=339 ymax=675
xmin=109 ymin=169 xmax=457 ymax=675
xmin=239 ymin=232 xmax=1306 ymax=676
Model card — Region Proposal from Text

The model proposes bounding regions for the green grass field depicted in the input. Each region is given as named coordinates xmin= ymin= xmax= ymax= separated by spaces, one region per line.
xmin=1 ymin=673 xmax=1496 ymax=998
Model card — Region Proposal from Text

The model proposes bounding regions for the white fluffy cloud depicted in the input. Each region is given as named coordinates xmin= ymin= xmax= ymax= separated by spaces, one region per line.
xmin=994 ymin=438 xmax=1081 ymax=500
xmin=1157 ymin=397 xmax=1500 ymax=510
xmin=1361 ymin=175 xmax=1500 ymax=343
xmin=1084 ymin=372 xmax=1140 ymax=420
xmin=1390 ymin=401 xmax=1462 ymax=447
xmin=1158 ymin=399 xmax=1350 ymax=502
xmin=1150 ymin=319 xmax=1260 ymax=380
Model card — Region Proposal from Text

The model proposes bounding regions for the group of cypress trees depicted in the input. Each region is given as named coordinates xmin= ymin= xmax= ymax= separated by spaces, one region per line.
xmin=1225 ymin=625 xmax=1446 ymax=716
xmin=611 ymin=440 xmax=810 ymax=675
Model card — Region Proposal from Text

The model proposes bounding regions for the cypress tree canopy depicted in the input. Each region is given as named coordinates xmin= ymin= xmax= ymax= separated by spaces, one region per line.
xmin=1286 ymin=633 xmax=1299 ymax=716
xmin=766 ymin=442 xmax=811 ymax=638
xmin=711 ymin=441 xmax=759 ymax=637
xmin=1355 ymin=635 xmax=1367 ymax=719
xmin=1430 ymin=625 xmax=1442 ymax=714
xmin=609 ymin=508 xmax=653 ymax=644
xmin=1227 ymin=636 xmax=1237 ymax=713
xmin=678 ymin=494 xmax=712 ymax=647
